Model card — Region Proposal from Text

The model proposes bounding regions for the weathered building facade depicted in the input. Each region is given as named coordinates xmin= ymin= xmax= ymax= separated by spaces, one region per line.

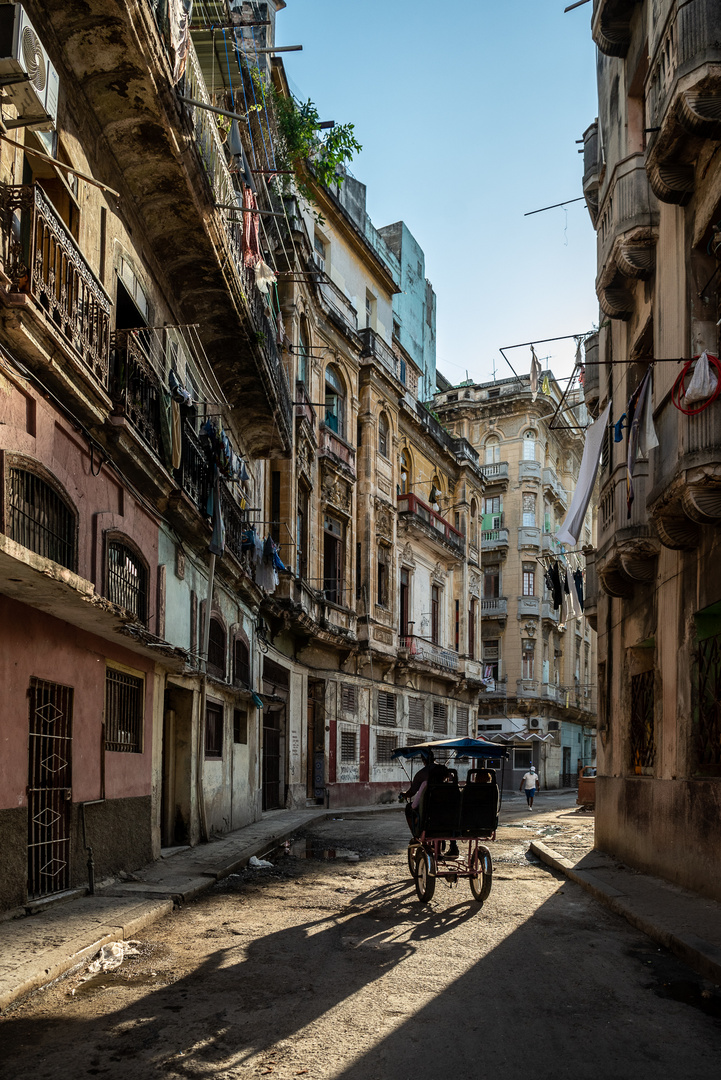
xmin=583 ymin=0 xmax=721 ymax=900
xmin=434 ymin=373 xmax=598 ymax=790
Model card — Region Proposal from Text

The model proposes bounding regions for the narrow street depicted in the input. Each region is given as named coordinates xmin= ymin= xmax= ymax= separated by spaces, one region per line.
xmin=1 ymin=798 xmax=719 ymax=1080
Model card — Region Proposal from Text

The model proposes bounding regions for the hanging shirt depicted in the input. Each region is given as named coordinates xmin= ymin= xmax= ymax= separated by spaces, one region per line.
xmin=566 ymin=564 xmax=582 ymax=618
xmin=613 ymin=413 xmax=627 ymax=442
xmin=546 ymin=562 xmax=564 ymax=610
xmin=573 ymin=569 xmax=584 ymax=612
xmin=557 ymin=402 xmax=612 ymax=547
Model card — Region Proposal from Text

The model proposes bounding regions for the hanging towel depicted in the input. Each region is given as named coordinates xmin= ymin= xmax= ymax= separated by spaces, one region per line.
xmin=573 ymin=568 xmax=585 ymax=612
xmin=254 ymin=259 xmax=276 ymax=295
xmin=613 ymin=413 xmax=626 ymax=442
xmin=627 ymin=369 xmax=652 ymax=518
xmin=243 ymin=186 xmax=261 ymax=268
xmin=566 ymin=564 xmax=582 ymax=618
xmin=530 ymin=346 xmax=542 ymax=402
xmin=541 ymin=374 xmax=550 ymax=396
xmin=556 ymin=402 xmax=612 ymax=546
xmin=171 ymin=398 xmax=182 ymax=470
xmin=169 ymin=0 xmax=193 ymax=84
xmin=209 ymin=468 xmax=225 ymax=557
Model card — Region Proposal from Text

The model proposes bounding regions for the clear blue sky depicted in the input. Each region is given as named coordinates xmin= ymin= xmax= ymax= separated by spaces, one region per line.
xmin=276 ymin=0 xmax=599 ymax=387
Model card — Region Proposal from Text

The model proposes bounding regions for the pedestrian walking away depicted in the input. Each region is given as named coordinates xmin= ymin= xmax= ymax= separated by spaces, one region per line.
xmin=520 ymin=765 xmax=539 ymax=808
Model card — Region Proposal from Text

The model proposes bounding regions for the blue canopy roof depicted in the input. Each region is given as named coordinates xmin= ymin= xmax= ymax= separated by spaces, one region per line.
xmin=391 ymin=737 xmax=509 ymax=760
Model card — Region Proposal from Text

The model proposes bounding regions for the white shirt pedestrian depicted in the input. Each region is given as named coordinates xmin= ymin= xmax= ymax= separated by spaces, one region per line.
xmin=520 ymin=768 xmax=539 ymax=807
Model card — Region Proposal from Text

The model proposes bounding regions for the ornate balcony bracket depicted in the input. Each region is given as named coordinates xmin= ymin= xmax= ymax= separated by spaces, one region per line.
xmin=598 ymin=279 xmax=633 ymax=321
xmin=616 ymin=229 xmax=658 ymax=281
xmin=619 ymin=539 xmax=660 ymax=583
xmin=652 ymin=498 xmax=702 ymax=551
xmin=592 ymin=0 xmax=638 ymax=58
xmin=598 ymin=559 xmax=634 ymax=598
xmin=681 ymin=481 xmax=721 ymax=525
xmin=678 ymin=91 xmax=721 ymax=140
xmin=647 ymin=161 xmax=695 ymax=206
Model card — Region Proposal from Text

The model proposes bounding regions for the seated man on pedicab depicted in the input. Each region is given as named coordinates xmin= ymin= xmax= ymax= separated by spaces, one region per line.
xmin=399 ymin=752 xmax=459 ymax=857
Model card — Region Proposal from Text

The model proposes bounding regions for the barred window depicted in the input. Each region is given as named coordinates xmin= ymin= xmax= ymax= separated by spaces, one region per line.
xmin=105 ymin=668 xmax=144 ymax=753
xmin=205 ymin=701 xmax=224 ymax=758
xmin=456 ymin=706 xmax=469 ymax=737
xmin=8 ymin=467 xmax=76 ymax=570
xmin=341 ymin=730 xmax=357 ymax=762
xmin=207 ymin=617 xmax=226 ymax=679
xmin=630 ymin=670 xmax=654 ymax=774
xmin=408 ymin=697 xmax=425 ymax=731
xmin=233 ymin=638 xmax=250 ymax=686
xmin=376 ymin=734 xmax=398 ymax=764
xmin=378 ymin=691 xmax=397 ymax=726
xmin=341 ymin=684 xmax=358 ymax=714
xmin=432 ymin=701 xmax=448 ymax=734
xmin=107 ymin=541 xmax=148 ymax=623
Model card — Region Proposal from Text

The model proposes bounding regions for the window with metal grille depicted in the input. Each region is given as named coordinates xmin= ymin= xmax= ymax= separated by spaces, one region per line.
xmin=408 ymin=697 xmax=425 ymax=730
xmin=697 ymin=632 xmax=721 ymax=774
xmin=107 ymin=541 xmax=148 ymax=623
xmin=432 ymin=702 xmax=448 ymax=734
xmin=341 ymin=730 xmax=357 ymax=762
xmin=377 ymin=691 xmax=396 ymax=726
xmin=456 ymin=706 xmax=469 ymax=737
xmin=207 ymin=617 xmax=226 ymax=679
xmin=8 ymin=468 xmax=76 ymax=570
xmin=105 ymin=668 xmax=144 ymax=753
xmin=233 ymin=708 xmax=247 ymax=744
xmin=513 ymin=746 xmax=533 ymax=771
xmin=341 ymin=684 xmax=357 ymax=714
xmin=376 ymin=734 xmax=398 ymax=764
xmin=205 ymin=701 xmax=224 ymax=758
xmin=630 ymin=670 xmax=654 ymax=774
xmin=233 ymin=638 xmax=250 ymax=686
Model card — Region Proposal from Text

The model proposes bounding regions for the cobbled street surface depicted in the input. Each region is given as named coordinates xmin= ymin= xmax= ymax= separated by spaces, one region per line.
xmin=1 ymin=796 xmax=719 ymax=1080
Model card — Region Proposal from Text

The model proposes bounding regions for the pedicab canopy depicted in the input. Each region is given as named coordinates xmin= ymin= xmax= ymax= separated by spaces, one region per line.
xmin=391 ymin=737 xmax=509 ymax=760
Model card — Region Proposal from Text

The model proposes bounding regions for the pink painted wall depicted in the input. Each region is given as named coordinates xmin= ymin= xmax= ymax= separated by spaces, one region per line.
xmin=0 ymin=374 xmax=160 ymax=607
xmin=0 ymin=594 xmax=156 ymax=810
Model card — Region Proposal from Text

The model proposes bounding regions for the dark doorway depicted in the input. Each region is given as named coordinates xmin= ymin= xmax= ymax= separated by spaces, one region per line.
xmin=162 ymin=685 xmax=193 ymax=847
xmin=307 ymin=679 xmax=326 ymax=803
xmin=27 ymin=678 xmax=73 ymax=899
xmin=262 ymin=707 xmax=283 ymax=810
xmin=562 ymin=746 xmax=572 ymax=788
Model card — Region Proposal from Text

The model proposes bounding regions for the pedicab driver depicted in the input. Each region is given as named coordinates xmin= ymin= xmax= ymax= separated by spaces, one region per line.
xmin=399 ymin=752 xmax=459 ymax=855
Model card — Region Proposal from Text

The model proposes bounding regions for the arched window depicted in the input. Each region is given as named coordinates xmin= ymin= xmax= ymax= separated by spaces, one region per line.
xmin=523 ymin=430 xmax=537 ymax=461
xmin=107 ymin=539 xmax=148 ymax=623
xmin=378 ymin=412 xmax=389 ymax=457
xmin=324 ymin=365 xmax=346 ymax=439
xmin=484 ymin=437 xmax=500 ymax=465
xmin=233 ymin=637 xmax=250 ymax=686
xmin=400 ymin=449 xmax=412 ymax=495
xmin=207 ymin=616 xmax=226 ymax=679
xmin=297 ymin=317 xmax=309 ymax=387
xmin=8 ymin=467 xmax=76 ymax=570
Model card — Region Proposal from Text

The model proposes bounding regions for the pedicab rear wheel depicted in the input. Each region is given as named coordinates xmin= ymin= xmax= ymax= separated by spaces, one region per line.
xmin=407 ymin=842 xmax=420 ymax=877
xmin=469 ymin=845 xmax=493 ymax=903
xmin=414 ymin=848 xmax=436 ymax=903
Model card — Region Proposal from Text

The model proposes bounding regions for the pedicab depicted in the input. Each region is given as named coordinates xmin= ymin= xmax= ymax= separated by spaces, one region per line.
xmin=393 ymin=737 xmax=509 ymax=904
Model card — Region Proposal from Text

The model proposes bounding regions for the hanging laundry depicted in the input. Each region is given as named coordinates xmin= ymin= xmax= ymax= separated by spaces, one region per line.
xmin=530 ymin=346 xmax=542 ymax=402
xmin=243 ymin=186 xmax=261 ymax=268
xmin=566 ymin=564 xmax=582 ymax=618
xmin=613 ymin=413 xmax=627 ymax=442
xmin=557 ymin=401 xmax=612 ymax=546
xmin=159 ymin=389 xmax=174 ymax=470
xmin=573 ymin=568 xmax=584 ymax=612
xmin=171 ymin=398 xmax=182 ymax=470
xmin=272 ymin=542 xmax=287 ymax=574
xmin=254 ymin=259 xmax=276 ymax=296
xmin=545 ymin=561 xmax=564 ymax=610
xmin=169 ymin=368 xmax=192 ymax=406
xmin=626 ymin=368 xmax=653 ymax=518
xmin=208 ymin=468 xmax=226 ymax=557
xmin=641 ymin=368 xmax=659 ymax=455
xmin=685 ymin=350 xmax=718 ymax=404
xmin=276 ymin=305 xmax=285 ymax=348
xmin=541 ymin=374 xmax=550 ymax=396
xmin=169 ymin=0 xmax=193 ymax=84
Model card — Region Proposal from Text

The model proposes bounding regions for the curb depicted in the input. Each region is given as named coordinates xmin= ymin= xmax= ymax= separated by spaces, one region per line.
xmin=531 ymin=840 xmax=721 ymax=985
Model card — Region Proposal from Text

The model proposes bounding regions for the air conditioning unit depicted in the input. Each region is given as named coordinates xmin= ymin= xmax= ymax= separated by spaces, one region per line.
xmin=530 ymin=718 xmax=540 ymax=729
xmin=0 ymin=5 xmax=59 ymax=131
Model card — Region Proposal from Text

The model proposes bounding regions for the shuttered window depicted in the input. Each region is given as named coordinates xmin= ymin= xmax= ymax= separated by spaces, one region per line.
xmin=341 ymin=684 xmax=358 ymax=714
xmin=378 ymin=691 xmax=397 ymax=727
xmin=432 ymin=702 xmax=448 ymax=734
xmin=456 ymin=706 xmax=469 ymax=737
xmin=376 ymin=734 xmax=398 ymax=764
xmin=408 ymin=697 xmax=425 ymax=731
xmin=340 ymin=731 xmax=357 ymax=762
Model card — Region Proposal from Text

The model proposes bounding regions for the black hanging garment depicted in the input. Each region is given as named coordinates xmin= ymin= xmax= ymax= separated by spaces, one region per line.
xmin=573 ymin=568 xmax=584 ymax=612
xmin=546 ymin=561 xmax=564 ymax=610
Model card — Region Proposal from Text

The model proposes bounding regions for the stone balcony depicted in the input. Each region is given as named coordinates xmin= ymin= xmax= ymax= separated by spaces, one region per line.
xmin=516 ymin=679 xmax=539 ymax=699
xmin=596 ymin=156 xmax=659 ymax=321
xmin=541 ymin=600 xmax=560 ymax=623
xmin=541 ymin=683 xmax=560 ymax=702
xmin=480 ymin=597 xmax=508 ymax=620
xmin=397 ymin=493 xmax=465 ymax=558
xmin=482 ymin=461 xmax=509 ymax=485
xmin=481 ymin=528 xmax=510 ymax=554
xmin=583 ymin=332 xmax=600 ymax=408
xmin=645 ymin=0 xmax=721 ymax=205
xmin=318 ymin=425 xmax=357 ymax=481
xmin=582 ymin=119 xmax=601 ymax=224
xmin=398 ymin=635 xmax=459 ymax=673
xmin=592 ymin=0 xmax=640 ymax=57
xmin=518 ymin=527 xmax=541 ymax=550
xmin=359 ymin=327 xmax=400 ymax=382
xmin=517 ymin=596 xmax=540 ymax=617
xmin=519 ymin=460 xmax=542 ymax=482
xmin=596 ymin=463 xmax=661 ymax=597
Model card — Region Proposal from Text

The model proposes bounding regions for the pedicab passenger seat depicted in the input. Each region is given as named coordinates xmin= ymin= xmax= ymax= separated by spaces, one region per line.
xmin=459 ymin=770 xmax=499 ymax=837
xmin=419 ymin=770 xmax=461 ymax=838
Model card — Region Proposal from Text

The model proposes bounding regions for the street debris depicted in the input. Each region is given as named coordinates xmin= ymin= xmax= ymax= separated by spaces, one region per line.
xmin=70 ymin=940 xmax=142 ymax=994
xmin=249 ymin=856 xmax=274 ymax=869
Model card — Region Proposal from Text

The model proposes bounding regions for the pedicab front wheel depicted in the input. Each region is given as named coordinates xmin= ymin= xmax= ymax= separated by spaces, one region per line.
xmin=414 ymin=848 xmax=436 ymax=903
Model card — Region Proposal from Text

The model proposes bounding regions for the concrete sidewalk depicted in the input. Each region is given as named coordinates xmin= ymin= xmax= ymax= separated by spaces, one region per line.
xmin=531 ymin=838 xmax=721 ymax=985
xmin=0 ymin=803 xmax=400 ymax=1013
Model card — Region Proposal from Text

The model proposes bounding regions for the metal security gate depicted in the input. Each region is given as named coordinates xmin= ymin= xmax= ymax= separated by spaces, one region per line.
xmin=262 ymin=711 xmax=281 ymax=811
xmin=27 ymin=678 xmax=73 ymax=899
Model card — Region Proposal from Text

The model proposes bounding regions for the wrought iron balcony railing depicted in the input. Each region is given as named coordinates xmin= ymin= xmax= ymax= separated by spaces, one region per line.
xmin=178 ymin=421 xmax=211 ymax=515
xmin=397 ymin=492 xmax=465 ymax=556
xmin=359 ymin=327 xmax=398 ymax=380
xmin=399 ymin=635 xmax=459 ymax=672
xmin=0 ymin=183 xmax=111 ymax=387
xmin=110 ymin=330 xmax=162 ymax=456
